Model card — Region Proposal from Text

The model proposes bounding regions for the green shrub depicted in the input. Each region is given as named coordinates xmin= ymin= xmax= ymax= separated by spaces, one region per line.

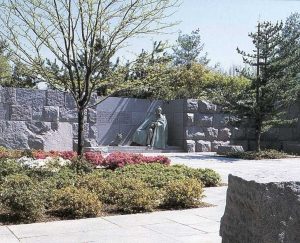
xmin=0 ymin=174 xmax=45 ymax=221
xmin=0 ymin=159 xmax=24 ymax=180
xmin=76 ymin=172 xmax=114 ymax=203
xmin=110 ymin=177 xmax=160 ymax=213
xmin=193 ymin=168 xmax=221 ymax=187
xmin=225 ymin=149 xmax=288 ymax=160
xmin=47 ymin=167 xmax=78 ymax=189
xmin=115 ymin=163 xmax=221 ymax=188
xmin=51 ymin=186 xmax=102 ymax=218
xmin=68 ymin=157 xmax=94 ymax=174
xmin=161 ymin=179 xmax=204 ymax=208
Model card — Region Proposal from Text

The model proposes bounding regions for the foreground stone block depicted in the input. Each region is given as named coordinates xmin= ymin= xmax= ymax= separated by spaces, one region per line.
xmin=220 ymin=175 xmax=300 ymax=243
xmin=217 ymin=145 xmax=244 ymax=155
xmin=196 ymin=140 xmax=211 ymax=152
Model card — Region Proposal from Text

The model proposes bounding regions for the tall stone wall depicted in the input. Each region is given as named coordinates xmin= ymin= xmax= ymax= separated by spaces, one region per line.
xmin=220 ymin=175 xmax=300 ymax=242
xmin=183 ymin=99 xmax=232 ymax=152
xmin=96 ymin=98 xmax=185 ymax=147
xmin=0 ymin=87 xmax=97 ymax=151
xmin=0 ymin=87 xmax=299 ymax=152
xmin=230 ymin=101 xmax=300 ymax=153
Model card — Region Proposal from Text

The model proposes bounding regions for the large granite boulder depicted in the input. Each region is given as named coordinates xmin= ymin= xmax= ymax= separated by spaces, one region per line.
xmin=220 ymin=175 xmax=300 ymax=243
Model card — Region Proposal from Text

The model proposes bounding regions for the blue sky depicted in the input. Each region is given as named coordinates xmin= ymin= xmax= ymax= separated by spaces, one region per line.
xmin=119 ymin=0 xmax=300 ymax=70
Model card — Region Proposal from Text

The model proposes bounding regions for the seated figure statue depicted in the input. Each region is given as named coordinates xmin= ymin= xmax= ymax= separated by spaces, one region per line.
xmin=132 ymin=106 xmax=168 ymax=149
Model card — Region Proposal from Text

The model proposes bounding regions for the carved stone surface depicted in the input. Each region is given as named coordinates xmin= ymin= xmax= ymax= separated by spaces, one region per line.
xmin=185 ymin=127 xmax=205 ymax=140
xmin=185 ymin=140 xmax=195 ymax=153
xmin=65 ymin=93 xmax=77 ymax=109
xmin=196 ymin=140 xmax=211 ymax=152
xmin=26 ymin=121 xmax=51 ymax=135
xmin=43 ymin=122 xmax=73 ymax=151
xmin=87 ymin=108 xmax=97 ymax=124
xmin=43 ymin=106 xmax=59 ymax=122
xmin=0 ymin=103 xmax=9 ymax=120
xmin=11 ymin=105 xmax=32 ymax=121
xmin=0 ymin=121 xmax=30 ymax=149
xmin=47 ymin=90 xmax=65 ymax=106
xmin=211 ymin=141 xmax=230 ymax=152
xmin=59 ymin=108 xmax=78 ymax=122
xmin=217 ymin=145 xmax=244 ymax=155
xmin=185 ymin=113 xmax=194 ymax=126
xmin=204 ymin=127 xmax=218 ymax=141
xmin=198 ymin=100 xmax=217 ymax=113
xmin=218 ymin=128 xmax=232 ymax=141
xmin=28 ymin=135 xmax=44 ymax=150
xmin=186 ymin=99 xmax=198 ymax=112
xmin=220 ymin=175 xmax=300 ymax=243
xmin=0 ymin=87 xmax=16 ymax=104
xmin=232 ymin=127 xmax=246 ymax=139
xmin=196 ymin=114 xmax=213 ymax=127
xmin=213 ymin=114 xmax=229 ymax=127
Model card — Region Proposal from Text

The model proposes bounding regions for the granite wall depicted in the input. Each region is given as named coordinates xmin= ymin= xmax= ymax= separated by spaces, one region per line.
xmin=183 ymin=99 xmax=300 ymax=154
xmin=0 ymin=87 xmax=299 ymax=152
xmin=183 ymin=99 xmax=232 ymax=152
xmin=220 ymin=175 xmax=300 ymax=243
xmin=0 ymin=87 xmax=97 ymax=151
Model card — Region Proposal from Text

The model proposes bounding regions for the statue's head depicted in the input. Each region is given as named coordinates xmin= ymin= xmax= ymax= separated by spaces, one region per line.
xmin=155 ymin=106 xmax=162 ymax=115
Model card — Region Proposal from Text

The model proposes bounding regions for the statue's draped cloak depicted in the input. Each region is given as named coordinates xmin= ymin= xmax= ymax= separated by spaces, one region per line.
xmin=132 ymin=113 xmax=168 ymax=149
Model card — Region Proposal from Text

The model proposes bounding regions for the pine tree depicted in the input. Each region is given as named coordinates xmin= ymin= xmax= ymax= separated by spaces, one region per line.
xmin=228 ymin=21 xmax=300 ymax=151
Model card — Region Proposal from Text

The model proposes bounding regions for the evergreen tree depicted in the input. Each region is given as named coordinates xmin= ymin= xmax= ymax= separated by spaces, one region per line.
xmin=172 ymin=29 xmax=209 ymax=68
xmin=227 ymin=21 xmax=300 ymax=151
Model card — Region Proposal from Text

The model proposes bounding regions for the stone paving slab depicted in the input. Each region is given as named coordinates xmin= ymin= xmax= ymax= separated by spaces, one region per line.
xmin=1 ymin=153 xmax=300 ymax=243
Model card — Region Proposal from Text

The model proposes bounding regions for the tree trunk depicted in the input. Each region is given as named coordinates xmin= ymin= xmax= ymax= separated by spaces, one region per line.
xmin=77 ymin=108 xmax=85 ymax=156
xmin=255 ymin=119 xmax=262 ymax=152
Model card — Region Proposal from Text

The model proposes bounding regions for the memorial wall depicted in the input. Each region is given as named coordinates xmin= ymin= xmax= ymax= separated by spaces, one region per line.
xmin=0 ymin=87 xmax=299 ymax=153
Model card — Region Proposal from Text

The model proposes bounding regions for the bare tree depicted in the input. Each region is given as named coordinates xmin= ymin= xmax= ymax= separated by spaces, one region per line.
xmin=0 ymin=0 xmax=179 ymax=155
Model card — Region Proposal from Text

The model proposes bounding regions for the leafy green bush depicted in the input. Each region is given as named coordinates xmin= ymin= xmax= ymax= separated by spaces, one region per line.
xmin=0 ymin=159 xmax=24 ymax=180
xmin=115 ymin=163 xmax=221 ymax=188
xmin=68 ymin=157 xmax=94 ymax=174
xmin=0 ymin=174 xmax=45 ymax=221
xmin=110 ymin=177 xmax=160 ymax=213
xmin=161 ymin=179 xmax=204 ymax=208
xmin=225 ymin=149 xmax=288 ymax=160
xmin=51 ymin=186 xmax=102 ymax=218
xmin=76 ymin=172 xmax=114 ymax=203
xmin=193 ymin=168 xmax=221 ymax=187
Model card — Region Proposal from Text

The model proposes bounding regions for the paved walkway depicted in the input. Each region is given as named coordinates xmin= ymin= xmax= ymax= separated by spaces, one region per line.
xmin=1 ymin=153 xmax=300 ymax=243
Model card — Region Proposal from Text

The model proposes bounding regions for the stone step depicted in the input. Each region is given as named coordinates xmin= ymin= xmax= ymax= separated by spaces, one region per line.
xmin=85 ymin=146 xmax=184 ymax=153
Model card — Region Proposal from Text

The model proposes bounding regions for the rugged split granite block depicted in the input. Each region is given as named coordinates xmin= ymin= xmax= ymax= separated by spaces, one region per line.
xmin=220 ymin=175 xmax=300 ymax=243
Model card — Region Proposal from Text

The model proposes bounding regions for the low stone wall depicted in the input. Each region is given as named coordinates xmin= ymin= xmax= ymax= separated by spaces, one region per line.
xmin=220 ymin=175 xmax=300 ymax=243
